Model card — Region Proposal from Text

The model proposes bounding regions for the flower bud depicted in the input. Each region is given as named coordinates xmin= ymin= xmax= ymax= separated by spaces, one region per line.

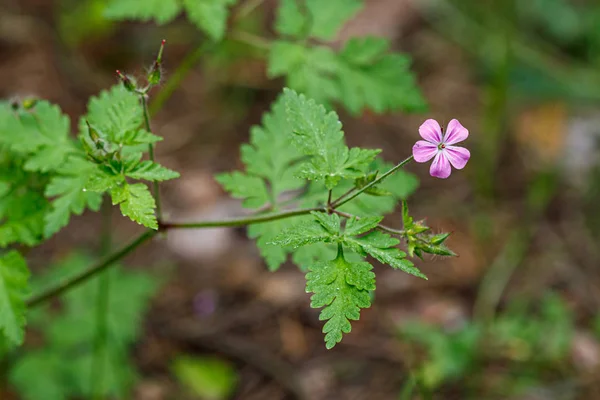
xmin=147 ymin=39 xmax=166 ymax=86
xmin=116 ymin=70 xmax=137 ymax=92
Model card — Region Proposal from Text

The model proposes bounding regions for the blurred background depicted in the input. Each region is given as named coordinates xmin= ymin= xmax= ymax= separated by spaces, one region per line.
xmin=2 ymin=0 xmax=600 ymax=399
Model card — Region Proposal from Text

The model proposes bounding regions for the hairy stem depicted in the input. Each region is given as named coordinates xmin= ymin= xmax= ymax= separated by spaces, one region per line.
xmin=161 ymin=207 xmax=325 ymax=230
xmin=331 ymin=155 xmax=414 ymax=209
xmin=141 ymin=95 xmax=162 ymax=220
xmin=26 ymin=230 xmax=157 ymax=308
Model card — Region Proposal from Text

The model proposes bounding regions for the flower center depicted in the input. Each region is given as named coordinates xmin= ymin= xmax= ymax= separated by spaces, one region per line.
xmin=438 ymin=143 xmax=446 ymax=150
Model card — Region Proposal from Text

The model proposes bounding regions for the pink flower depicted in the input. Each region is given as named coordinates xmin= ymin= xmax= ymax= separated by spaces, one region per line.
xmin=412 ymin=119 xmax=470 ymax=179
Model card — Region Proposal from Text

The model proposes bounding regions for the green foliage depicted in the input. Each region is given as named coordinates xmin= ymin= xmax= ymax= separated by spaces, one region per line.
xmin=337 ymin=37 xmax=427 ymax=114
xmin=79 ymin=84 xmax=179 ymax=229
xmin=10 ymin=253 xmax=160 ymax=399
xmin=344 ymin=231 xmax=425 ymax=278
xmin=306 ymin=246 xmax=374 ymax=349
xmin=400 ymin=293 xmax=574 ymax=392
xmin=0 ymin=251 xmax=30 ymax=347
xmin=216 ymin=94 xmax=306 ymax=270
xmin=283 ymin=89 xmax=380 ymax=189
xmin=44 ymin=156 xmax=103 ymax=237
xmin=110 ymin=183 xmax=158 ymax=229
xmin=275 ymin=0 xmax=363 ymax=41
xmin=172 ymin=355 xmax=238 ymax=399
xmin=104 ymin=0 xmax=237 ymax=40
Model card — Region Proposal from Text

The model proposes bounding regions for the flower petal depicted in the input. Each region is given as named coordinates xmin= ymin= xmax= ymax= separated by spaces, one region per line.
xmin=419 ymin=119 xmax=442 ymax=143
xmin=444 ymin=119 xmax=468 ymax=145
xmin=412 ymin=140 xmax=439 ymax=163
xmin=444 ymin=146 xmax=470 ymax=169
xmin=430 ymin=152 xmax=451 ymax=179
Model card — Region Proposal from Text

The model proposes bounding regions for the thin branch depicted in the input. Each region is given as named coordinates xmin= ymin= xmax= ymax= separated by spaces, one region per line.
xmin=160 ymin=206 xmax=325 ymax=230
xmin=331 ymin=155 xmax=414 ymax=209
xmin=26 ymin=230 xmax=157 ymax=308
xmin=140 ymin=95 xmax=162 ymax=221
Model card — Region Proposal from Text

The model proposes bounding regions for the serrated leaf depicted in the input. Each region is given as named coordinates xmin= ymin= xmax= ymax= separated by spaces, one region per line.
xmin=44 ymin=156 xmax=103 ymax=237
xmin=337 ymin=37 xmax=427 ymax=115
xmin=268 ymin=42 xmax=339 ymax=107
xmin=283 ymin=89 xmax=380 ymax=189
xmin=215 ymin=171 xmax=270 ymax=208
xmin=80 ymin=84 xmax=145 ymax=146
xmin=0 ymin=251 xmax=30 ymax=346
xmin=344 ymin=216 xmax=382 ymax=236
xmin=216 ymin=94 xmax=305 ymax=270
xmin=344 ymin=231 xmax=426 ymax=279
xmin=269 ymin=217 xmax=337 ymax=249
xmin=104 ymin=0 xmax=181 ymax=24
xmin=0 ymin=168 xmax=48 ymax=247
xmin=1 ymin=101 xmax=75 ymax=173
xmin=275 ymin=0 xmax=363 ymax=41
xmin=268 ymin=38 xmax=426 ymax=116
xmin=182 ymin=0 xmax=237 ymax=41
xmin=110 ymin=183 xmax=157 ymax=229
xmin=126 ymin=160 xmax=180 ymax=182
xmin=306 ymin=248 xmax=374 ymax=348
xmin=120 ymin=129 xmax=162 ymax=145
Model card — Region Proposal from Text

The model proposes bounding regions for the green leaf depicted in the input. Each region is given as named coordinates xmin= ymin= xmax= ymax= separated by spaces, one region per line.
xmin=125 ymin=160 xmax=180 ymax=182
xmin=216 ymin=94 xmax=306 ymax=270
xmin=80 ymin=84 xmax=145 ymax=146
xmin=344 ymin=216 xmax=382 ymax=236
xmin=344 ymin=231 xmax=426 ymax=279
xmin=337 ymin=37 xmax=427 ymax=115
xmin=269 ymin=213 xmax=338 ymax=249
xmin=172 ymin=356 xmax=238 ymax=399
xmin=182 ymin=0 xmax=237 ymax=41
xmin=267 ymin=39 xmax=426 ymax=116
xmin=1 ymin=101 xmax=75 ymax=173
xmin=0 ymin=251 xmax=30 ymax=346
xmin=9 ymin=351 xmax=67 ymax=400
xmin=104 ymin=0 xmax=181 ymax=24
xmin=283 ymin=89 xmax=380 ymax=189
xmin=110 ymin=183 xmax=157 ymax=229
xmin=275 ymin=0 xmax=363 ymax=41
xmin=0 ymin=165 xmax=48 ymax=247
xmin=268 ymin=42 xmax=339 ymax=107
xmin=306 ymin=247 xmax=374 ymax=348
xmin=44 ymin=156 xmax=103 ymax=237
xmin=19 ymin=253 xmax=160 ymax=399
xmin=215 ymin=171 xmax=270 ymax=208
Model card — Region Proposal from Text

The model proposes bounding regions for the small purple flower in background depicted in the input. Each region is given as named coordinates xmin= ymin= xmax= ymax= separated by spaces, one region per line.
xmin=412 ymin=119 xmax=471 ymax=179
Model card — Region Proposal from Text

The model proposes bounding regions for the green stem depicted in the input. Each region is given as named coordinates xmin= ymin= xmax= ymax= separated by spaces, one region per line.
xmin=331 ymin=155 xmax=414 ymax=209
xmin=141 ymin=95 xmax=162 ymax=221
xmin=161 ymin=207 xmax=325 ymax=230
xmin=26 ymin=230 xmax=157 ymax=308
xmin=26 ymin=208 xmax=323 ymax=307
xmin=148 ymin=43 xmax=212 ymax=117
xmin=229 ymin=31 xmax=271 ymax=50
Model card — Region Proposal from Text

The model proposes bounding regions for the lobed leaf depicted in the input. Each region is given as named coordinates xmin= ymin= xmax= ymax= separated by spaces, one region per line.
xmin=110 ymin=183 xmax=157 ymax=229
xmin=306 ymin=248 xmax=374 ymax=348
xmin=0 ymin=251 xmax=30 ymax=346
